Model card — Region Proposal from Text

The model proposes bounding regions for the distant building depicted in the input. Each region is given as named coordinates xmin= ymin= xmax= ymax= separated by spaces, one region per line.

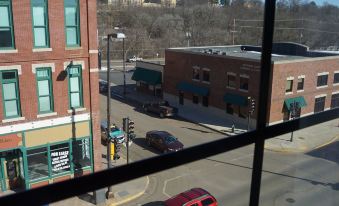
xmin=164 ymin=43 xmax=339 ymax=127
xmin=0 ymin=0 xmax=100 ymax=193
xmin=132 ymin=61 xmax=164 ymax=97
xmin=107 ymin=0 xmax=176 ymax=7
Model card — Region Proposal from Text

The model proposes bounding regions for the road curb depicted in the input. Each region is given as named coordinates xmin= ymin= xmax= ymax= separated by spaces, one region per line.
xmin=109 ymin=176 xmax=150 ymax=206
xmin=264 ymin=135 xmax=338 ymax=153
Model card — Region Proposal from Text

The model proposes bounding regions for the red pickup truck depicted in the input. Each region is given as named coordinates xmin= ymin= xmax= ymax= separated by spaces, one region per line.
xmin=164 ymin=188 xmax=218 ymax=206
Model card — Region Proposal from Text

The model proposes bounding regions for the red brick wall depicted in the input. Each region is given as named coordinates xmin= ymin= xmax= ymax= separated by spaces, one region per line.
xmin=164 ymin=50 xmax=261 ymax=118
xmin=269 ymin=57 xmax=339 ymax=123
xmin=0 ymin=0 xmax=101 ymax=170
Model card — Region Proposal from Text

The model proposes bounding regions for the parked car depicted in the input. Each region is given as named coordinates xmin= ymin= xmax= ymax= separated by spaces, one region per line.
xmin=164 ymin=188 xmax=218 ymax=206
xmin=126 ymin=55 xmax=143 ymax=62
xmin=143 ymin=101 xmax=178 ymax=118
xmin=99 ymin=81 xmax=108 ymax=93
xmin=100 ymin=121 xmax=125 ymax=144
xmin=146 ymin=131 xmax=183 ymax=153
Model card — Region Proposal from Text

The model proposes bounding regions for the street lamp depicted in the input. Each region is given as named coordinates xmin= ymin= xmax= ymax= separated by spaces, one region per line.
xmin=111 ymin=32 xmax=126 ymax=96
xmin=105 ymin=32 xmax=125 ymax=199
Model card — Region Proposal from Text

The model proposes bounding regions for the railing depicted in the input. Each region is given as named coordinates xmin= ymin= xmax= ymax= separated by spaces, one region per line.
xmin=0 ymin=0 xmax=338 ymax=205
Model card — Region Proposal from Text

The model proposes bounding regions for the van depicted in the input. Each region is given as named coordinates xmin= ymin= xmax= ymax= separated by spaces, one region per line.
xmin=100 ymin=121 xmax=125 ymax=144
xmin=164 ymin=188 xmax=217 ymax=206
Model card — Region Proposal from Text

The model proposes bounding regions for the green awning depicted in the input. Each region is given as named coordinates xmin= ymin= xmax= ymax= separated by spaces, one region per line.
xmin=176 ymin=82 xmax=209 ymax=96
xmin=223 ymin=93 xmax=248 ymax=106
xmin=132 ymin=67 xmax=162 ymax=85
xmin=284 ymin=96 xmax=307 ymax=110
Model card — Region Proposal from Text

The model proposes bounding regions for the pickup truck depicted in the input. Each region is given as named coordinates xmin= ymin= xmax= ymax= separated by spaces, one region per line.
xmin=142 ymin=101 xmax=178 ymax=118
xmin=126 ymin=56 xmax=143 ymax=62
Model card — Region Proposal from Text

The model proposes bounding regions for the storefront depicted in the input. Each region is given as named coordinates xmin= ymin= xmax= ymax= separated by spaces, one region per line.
xmin=0 ymin=121 xmax=93 ymax=191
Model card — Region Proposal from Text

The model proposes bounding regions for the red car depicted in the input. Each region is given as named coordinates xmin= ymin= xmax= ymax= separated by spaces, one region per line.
xmin=146 ymin=131 xmax=184 ymax=153
xmin=164 ymin=188 xmax=218 ymax=206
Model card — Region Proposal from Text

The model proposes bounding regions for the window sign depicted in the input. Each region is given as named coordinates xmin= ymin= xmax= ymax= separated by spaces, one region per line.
xmin=50 ymin=143 xmax=70 ymax=174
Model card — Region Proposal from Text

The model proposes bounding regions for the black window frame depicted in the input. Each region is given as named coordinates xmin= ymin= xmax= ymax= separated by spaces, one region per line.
xmin=314 ymin=96 xmax=326 ymax=113
xmin=297 ymin=77 xmax=304 ymax=91
xmin=334 ymin=73 xmax=339 ymax=84
xmin=330 ymin=93 xmax=339 ymax=109
xmin=1 ymin=1 xmax=339 ymax=206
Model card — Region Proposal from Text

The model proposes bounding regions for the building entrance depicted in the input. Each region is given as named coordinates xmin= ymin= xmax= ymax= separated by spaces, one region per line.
xmin=0 ymin=149 xmax=23 ymax=192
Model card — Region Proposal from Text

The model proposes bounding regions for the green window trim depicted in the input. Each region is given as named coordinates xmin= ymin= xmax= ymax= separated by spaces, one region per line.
xmin=64 ymin=0 xmax=80 ymax=47
xmin=67 ymin=65 xmax=83 ymax=109
xmin=0 ymin=70 xmax=22 ymax=119
xmin=36 ymin=67 xmax=54 ymax=114
xmin=0 ymin=0 xmax=15 ymax=49
xmin=31 ymin=0 xmax=50 ymax=48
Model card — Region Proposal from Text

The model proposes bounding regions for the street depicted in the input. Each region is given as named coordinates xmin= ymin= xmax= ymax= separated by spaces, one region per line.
xmin=99 ymin=67 xmax=339 ymax=206
xmin=98 ymin=86 xmax=339 ymax=206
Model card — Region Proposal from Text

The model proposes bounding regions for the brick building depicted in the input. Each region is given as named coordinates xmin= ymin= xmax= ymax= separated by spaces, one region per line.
xmin=0 ymin=0 xmax=100 ymax=192
xmin=163 ymin=43 xmax=339 ymax=127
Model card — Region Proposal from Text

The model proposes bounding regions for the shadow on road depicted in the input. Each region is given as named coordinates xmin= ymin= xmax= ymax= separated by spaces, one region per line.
xmin=141 ymin=201 xmax=165 ymax=206
xmin=132 ymin=137 xmax=162 ymax=155
xmin=306 ymin=141 xmax=339 ymax=164
xmin=181 ymin=126 xmax=212 ymax=134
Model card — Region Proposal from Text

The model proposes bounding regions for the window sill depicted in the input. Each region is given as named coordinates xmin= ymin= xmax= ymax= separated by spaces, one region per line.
xmin=192 ymin=79 xmax=200 ymax=82
xmin=33 ymin=48 xmax=52 ymax=52
xmin=333 ymin=83 xmax=339 ymax=86
xmin=297 ymin=90 xmax=304 ymax=93
xmin=285 ymin=92 xmax=293 ymax=95
xmin=37 ymin=112 xmax=57 ymax=118
xmin=226 ymin=86 xmax=236 ymax=90
xmin=0 ymin=49 xmax=18 ymax=54
xmin=202 ymin=81 xmax=210 ymax=84
xmin=67 ymin=108 xmax=86 ymax=113
xmin=316 ymin=85 xmax=328 ymax=89
xmin=65 ymin=47 xmax=82 ymax=50
xmin=2 ymin=117 xmax=25 ymax=123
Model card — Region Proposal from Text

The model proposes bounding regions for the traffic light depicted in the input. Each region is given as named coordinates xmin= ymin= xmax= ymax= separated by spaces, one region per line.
xmin=123 ymin=117 xmax=128 ymax=132
xmin=128 ymin=119 xmax=134 ymax=137
xmin=248 ymin=97 xmax=255 ymax=114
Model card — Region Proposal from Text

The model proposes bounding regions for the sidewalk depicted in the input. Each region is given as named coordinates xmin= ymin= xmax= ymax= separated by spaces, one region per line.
xmin=108 ymin=83 xmax=339 ymax=153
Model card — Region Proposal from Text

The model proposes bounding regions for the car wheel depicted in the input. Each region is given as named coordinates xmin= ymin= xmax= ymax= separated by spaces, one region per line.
xmin=159 ymin=113 xmax=164 ymax=118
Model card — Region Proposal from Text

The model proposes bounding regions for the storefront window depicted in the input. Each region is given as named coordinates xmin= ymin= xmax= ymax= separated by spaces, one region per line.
xmin=50 ymin=143 xmax=71 ymax=175
xmin=72 ymin=138 xmax=91 ymax=170
xmin=27 ymin=148 xmax=49 ymax=180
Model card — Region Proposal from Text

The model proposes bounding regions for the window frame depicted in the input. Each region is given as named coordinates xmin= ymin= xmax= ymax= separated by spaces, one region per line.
xmin=227 ymin=73 xmax=236 ymax=89
xmin=67 ymin=65 xmax=83 ymax=109
xmin=0 ymin=0 xmax=15 ymax=49
xmin=239 ymin=76 xmax=249 ymax=91
xmin=297 ymin=77 xmax=304 ymax=91
xmin=64 ymin=0 xmax=81 ymax=47
xmin=0 ymin=70 xmax=21 ymax=119
xmin=35 ymin=67 xmax=54 ymax=114
xmin=330 ymin=93 xmax=339 ymax=109
xmin=285 ymin=79 xmax=293 ymax=93
xmin=31 ymin=0 xmax=50 ymax=48
xmin=202 ymin=69 xmax=210 ymax=83
xmin=314 ymin=96 xmax=326 ymax=113
xmin=316 ymin=74 xmax=328 ymax=87
xmin=333 ymin=72 xmax=339 ymax=85
xmin=192 ymin=66 xmax=200 ymax=81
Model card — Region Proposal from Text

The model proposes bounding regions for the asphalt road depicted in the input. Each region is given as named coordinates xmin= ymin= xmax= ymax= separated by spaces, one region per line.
xmin=99 ymin=93 xmax=339 ymax=206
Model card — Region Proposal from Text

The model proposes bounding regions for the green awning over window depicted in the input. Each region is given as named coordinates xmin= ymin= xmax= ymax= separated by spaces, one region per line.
xmin=132 ymin=67 xmax=162 ymax=85
xmin=223 ymin=93 xmax=248 ymax=106
xmin=284 ymin=96 xmax=307 ymax=110
xmin=176 ymin=82 xmax=209 ymax=96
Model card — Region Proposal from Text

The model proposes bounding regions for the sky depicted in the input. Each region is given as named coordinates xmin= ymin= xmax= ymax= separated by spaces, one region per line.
xmin=311 ymin=0 xmax=339 ymax=6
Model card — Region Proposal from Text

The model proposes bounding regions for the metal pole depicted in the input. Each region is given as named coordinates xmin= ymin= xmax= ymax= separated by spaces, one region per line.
xmin=123 ymin=38 xmax=126 ymax=96
xmin=106 ymin=34 xmax=112 ymax=197
xmin=247 ymin=97 xmax=251 ymax=131
xmin=126 ymin=117 xmax=129 ymax=164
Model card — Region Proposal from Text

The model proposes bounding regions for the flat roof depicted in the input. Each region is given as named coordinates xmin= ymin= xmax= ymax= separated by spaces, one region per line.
xmin=167 ymin=43 xmax=339 ymax=62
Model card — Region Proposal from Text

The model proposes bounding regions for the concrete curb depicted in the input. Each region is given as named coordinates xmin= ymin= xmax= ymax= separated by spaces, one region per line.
xmin=264 ymin=135 xmax=338 ymax=153
xmin=109 ymin=176 xmax=150 ymax=206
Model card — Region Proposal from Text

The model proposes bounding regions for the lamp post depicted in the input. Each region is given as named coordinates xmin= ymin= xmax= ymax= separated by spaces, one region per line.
xmin=106 ymin=33 xmax=113 ymax=199
xmin=111 ymin=32 xmax=126 ymax=96
xmin=105 ymin=32 xmax=125 ymax=199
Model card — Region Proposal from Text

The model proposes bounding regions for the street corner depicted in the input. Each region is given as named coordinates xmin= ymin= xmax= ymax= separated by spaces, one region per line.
xmin=264 ymin=139 xmax=309 ymax=153
xmin=108 ymin=176 xmax=150 ymax=206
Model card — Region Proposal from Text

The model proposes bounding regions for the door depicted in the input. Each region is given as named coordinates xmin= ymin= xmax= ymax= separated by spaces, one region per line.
xmin=0 ymin=150 xmax=23 ymax=191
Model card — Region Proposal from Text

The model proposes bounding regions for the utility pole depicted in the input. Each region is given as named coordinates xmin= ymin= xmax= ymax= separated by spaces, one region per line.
xmin=231 ymin=18 xmax=237 ymax=45
xmin=123 ymin=38 xmax=126 ymax=96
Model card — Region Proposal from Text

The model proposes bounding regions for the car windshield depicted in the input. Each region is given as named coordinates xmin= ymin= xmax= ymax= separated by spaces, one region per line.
xmin=164 ymin=135 xmax=177 ymax=144
xmin=110 ymin=127 xmax=120 ymax=132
